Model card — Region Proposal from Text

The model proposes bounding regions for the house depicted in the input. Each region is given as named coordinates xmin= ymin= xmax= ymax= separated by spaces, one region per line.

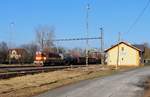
xmin=9 ymin=48 xmax=28 ymax=63
xmin=105 ymin=42 xmax=142 ymax=66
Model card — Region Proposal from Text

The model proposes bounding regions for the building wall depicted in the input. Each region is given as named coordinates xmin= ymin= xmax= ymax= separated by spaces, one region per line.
xmin=106 ymin=43 xmax=140 ymax=66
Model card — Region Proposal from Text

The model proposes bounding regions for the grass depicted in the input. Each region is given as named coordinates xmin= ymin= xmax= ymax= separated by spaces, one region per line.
xmin=0 ymin=65 xmax=137 ymax=97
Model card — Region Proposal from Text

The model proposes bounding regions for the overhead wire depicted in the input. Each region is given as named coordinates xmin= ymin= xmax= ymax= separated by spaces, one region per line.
xmin=127 ymin=0 xmax=150 ymax=33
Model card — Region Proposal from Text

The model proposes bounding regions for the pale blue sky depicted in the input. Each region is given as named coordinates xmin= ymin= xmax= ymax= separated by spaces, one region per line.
xmin=0 ymin=0 xmax=150 ymax=49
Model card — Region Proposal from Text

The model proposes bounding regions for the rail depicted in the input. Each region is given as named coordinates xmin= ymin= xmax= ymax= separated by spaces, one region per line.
xmin=0 ymin=65 xmax=86 ymax=79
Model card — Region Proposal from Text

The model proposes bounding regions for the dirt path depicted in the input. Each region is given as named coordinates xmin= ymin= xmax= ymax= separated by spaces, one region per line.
xmin=35 ymin=66 xmax=150 ymax=97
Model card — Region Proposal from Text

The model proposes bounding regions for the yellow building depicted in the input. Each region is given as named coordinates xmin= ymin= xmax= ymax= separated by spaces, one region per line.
xmin=105 ymin=42 xmax=141 ymax=66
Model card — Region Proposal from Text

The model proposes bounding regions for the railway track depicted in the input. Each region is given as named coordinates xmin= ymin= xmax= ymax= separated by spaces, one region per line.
xmin=0 ymin=65 xmax=37 ymax=68
xmin=0 ymin=65 xmax=86 ymax=79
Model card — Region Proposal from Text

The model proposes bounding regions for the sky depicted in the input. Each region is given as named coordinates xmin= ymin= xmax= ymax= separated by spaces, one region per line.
xmin=0 ymin=0 xmax=150 ymax=49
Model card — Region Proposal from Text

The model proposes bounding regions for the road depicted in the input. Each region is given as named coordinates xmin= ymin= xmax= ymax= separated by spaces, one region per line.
xmin=34 ymin=67 xmax=150 ymax=97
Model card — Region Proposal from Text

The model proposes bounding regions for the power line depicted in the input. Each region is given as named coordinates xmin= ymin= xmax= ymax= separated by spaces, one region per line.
xmin=127 ymin=0 xmax=150 ymax=33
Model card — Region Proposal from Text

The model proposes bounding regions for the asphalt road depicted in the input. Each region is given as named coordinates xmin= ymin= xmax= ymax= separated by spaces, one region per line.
xmin=34 ymin=67 xmax=150 ymax=97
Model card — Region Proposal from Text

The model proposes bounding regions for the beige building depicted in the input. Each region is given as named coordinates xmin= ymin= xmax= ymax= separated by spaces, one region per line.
xmin=9 ymin=48 xmax=27 ymax=60
xmin=105 ymin=42 xmax=141 ymax=66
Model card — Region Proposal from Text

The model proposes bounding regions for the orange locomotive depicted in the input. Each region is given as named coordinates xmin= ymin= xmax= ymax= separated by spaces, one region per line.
xmin=34 ymin=51 xmax=64 ymax=66
xmin=34 ymin=51 xmax=47 ymax=66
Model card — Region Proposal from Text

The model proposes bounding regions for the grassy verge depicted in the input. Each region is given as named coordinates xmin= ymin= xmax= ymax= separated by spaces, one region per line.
xmin=0 ymin=65 xmax=137 ymax=97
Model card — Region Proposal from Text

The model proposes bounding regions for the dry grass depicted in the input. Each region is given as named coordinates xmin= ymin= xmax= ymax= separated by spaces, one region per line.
xmin=0 ymin=65 xmax=135 ymax=97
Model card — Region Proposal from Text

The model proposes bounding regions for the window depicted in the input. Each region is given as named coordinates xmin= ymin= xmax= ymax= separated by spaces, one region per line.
xmin=12 ymin=50 xmax=16 ymax=55
xmin=121 ymin=47 xmax=124 ymax=51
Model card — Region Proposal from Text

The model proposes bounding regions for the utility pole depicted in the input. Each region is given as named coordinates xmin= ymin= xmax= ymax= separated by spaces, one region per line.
xmin=116 ymin=32 xmax=121 ymax=70
xmin=9 ymin=22 xmax=14 ymax=64
xmin=56 ymin=41 xmax=59 ymax=53
xmin=41 ymin=32 xmax=44 ymax=51
xmin=86 ymin=3 xmax=90 ymax=66
xmin=100 ymin=27 xmax=104 ymax=65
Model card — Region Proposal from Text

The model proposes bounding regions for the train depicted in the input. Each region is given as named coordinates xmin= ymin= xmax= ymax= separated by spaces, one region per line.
xmin=34 ymin=51 xmax=101 ymax=66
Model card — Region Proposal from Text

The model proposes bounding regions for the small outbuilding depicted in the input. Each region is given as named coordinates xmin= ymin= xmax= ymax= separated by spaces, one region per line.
xmin=105 ymin=42 xmax=142 ymax=66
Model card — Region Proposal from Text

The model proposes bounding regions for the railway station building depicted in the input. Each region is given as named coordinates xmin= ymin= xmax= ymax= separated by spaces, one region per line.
xmin=105 ymin=42 xmax=142 ymax=66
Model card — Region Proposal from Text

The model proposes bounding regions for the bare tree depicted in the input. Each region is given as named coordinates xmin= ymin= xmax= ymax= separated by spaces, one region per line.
xmin=21 ymin=42 xmax=39 ymax=63
xmin=35 ymin=25 xmax=55 ymax=50
xmin=0 ymin=42 xmax=8 ymax=63
xmin=57 ymin=47 xmax=66 ymax=54
xmin=73 ymin=48 xmax=85 ymax=56
xmin=67 ymin=48 xmax=84 ymax=57
xmin=143 ymin=43 xmax=150 ymax=59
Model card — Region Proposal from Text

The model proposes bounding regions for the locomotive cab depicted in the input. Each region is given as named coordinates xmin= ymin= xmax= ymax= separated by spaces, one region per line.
xmin=34 ymin=51 xmax=46 ymax=66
